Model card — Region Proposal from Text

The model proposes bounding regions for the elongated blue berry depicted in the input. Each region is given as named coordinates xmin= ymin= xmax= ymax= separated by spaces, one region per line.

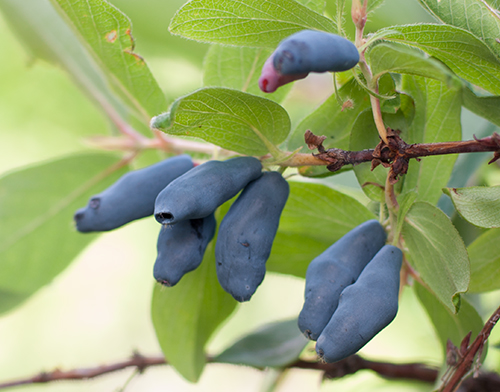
xmin=298 ymin=220 xmax=386 ymax=340
xmin=74 ymin=155 xmax=193 ymax=232
xmin=316 ymin=245 xmax=403 ymax=363
xmin=215 ymin=172 xmax=289 ymax=302
xmin=154 ymin=157 xmax=262 ymax=225
xmin=259 ymin=30 xmax=359 ymax=93
xmin=154 ymin=213 xmax=216 ymax=286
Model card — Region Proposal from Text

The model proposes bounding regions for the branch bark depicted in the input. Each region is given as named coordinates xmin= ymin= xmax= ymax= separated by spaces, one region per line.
xmin=0 ymin=353 xmax=438 ymax=390
xmin=292 ymin=130 xmax=500 ymax=182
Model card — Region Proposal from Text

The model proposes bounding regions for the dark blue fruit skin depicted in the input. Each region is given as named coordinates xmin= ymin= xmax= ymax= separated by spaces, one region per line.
xmin=298 ymin=220 xmax=386 ymax=340
xmin=153 ymin=213 xmax=216 ymax=287
xmin=74 ymin=155 xmax=193 ymax=232
xmin=316 ymin=245 xmax=403 ymax=363
xmin=215 ymin=172 xmax=289 ymax=302
xmin=273 ymin=30 xmax=359 ymax=75
xmin=154 ymin=156 xmax=262 ymax=225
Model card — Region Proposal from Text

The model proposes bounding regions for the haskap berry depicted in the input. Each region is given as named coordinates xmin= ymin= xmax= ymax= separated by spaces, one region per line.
xmin=215 ymin=172 xmax=289 ymax=302
xmin=315 ymin=245 xmax=403 ymax=363
xmin=259 ymin=30 xmax=359 ymax=93
xmin=74 ymin=154 xmax=193 ymax=232
xmin=298 ymin=220 xmax=387 ymax=340
xmin=154 ymin=213 xmax=216 ymax=287
xmin=154 ymin=156 xmax=262 ymax=225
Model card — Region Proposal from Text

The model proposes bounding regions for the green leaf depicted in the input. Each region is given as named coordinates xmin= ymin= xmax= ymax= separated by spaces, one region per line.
xmin=395 ymin=190 xmax=417 ymax=241
xmin=418 ymin=0 xmax=500 ymax=58
xmin=0 ymin=154 xmax=128 ymax=312
xmin=297 ymin=0 xmax=325 ymax=13
xmin=169 ymin=0 xmax=337 ymax=48
xmin=51 ymin=0 xmax=167 ymax=120
xmin=214 ymin=318 xmax=308 ymax=367
xmin=151 ymin=232 xmax=237 ymax=382
xmin=203 ymin=45 xmax=291 ymax=103
xmin=267 ymin=181 xmax=377 ymax=277
xmin=462 ymin=86 xmax=500 ymax=128
xmin=0 ymin=0 xmax=141 ymax=130
xmin=468 ymin=228 xmax=500 ymax=292
xmin=414 ymin=283 xmax=484 ymax=355
xmin=349 ymin=110 xmax=388 ymax=202
xmin=402 ymin=202 xmax=470 ymax=313
xmin=288 ymin=78 xmax=370 ymax=151
xmin=443 ymin=186 xmax=500 ymax=228
xmin=151 ymin=87 xmax=291 ymax=156
xmin=401 ymin=76 xmax=462 ymax=205
xmin=381 ymin=24 xmax=500 ymax=95
xmin=369 ymin=42 xmax=459 ymax=86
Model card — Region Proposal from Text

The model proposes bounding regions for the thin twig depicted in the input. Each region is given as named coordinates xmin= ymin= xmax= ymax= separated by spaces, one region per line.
xmin=439 ymin=304 xmax=500 ymax=392
xmin=0 ymin=353 xmax=439 ymax=390
xmin=301 ymin=130 xmax=500 ymax=180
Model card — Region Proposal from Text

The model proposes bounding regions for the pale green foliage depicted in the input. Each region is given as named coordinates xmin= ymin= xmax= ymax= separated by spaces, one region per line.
xmin=1 ymin=0 xmax=500 ymax=385
xmin=0 ymin=154 xmax=128 ymax=313
xmin=169 ymin=0 xmax=337 ymax=47
xmin=444 ymin=185 xmax=500 ymax=228
xmin=151 ymin=87 xmax=291 ymax=156
xmin=51 ymin=0 xmax=167 ymax=120
xmin=402 ymin=202 xmax=470 ymax=313
xmin=419 ymin=0 xmax=500 ymax=57
xmin=468 ymin=228 xmax=500 ymax=292
xmin=381 ymin=24 xmax=500 ymax=95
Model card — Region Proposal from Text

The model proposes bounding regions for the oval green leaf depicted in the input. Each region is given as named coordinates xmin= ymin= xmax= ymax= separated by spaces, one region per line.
xmin=151 ymin=222 xmax=237 ymax=382
xmin=382 ymin=24 xmax=500 ymax=95
xmin=51 ymin=0 xmax=167 ymax=120
xmin=267 ymin=181 xmax=377 ymax=277
xmin=402 ymin=202 xmax=470 ymax=313
xmin=418 ymin=0 xmax=500 ymax=58
xmin=444 ymin=186 xmax=500 ymax=228
xmin=151 ymin=87 xmax=291 ymax=156
xmin=414 ymin=282 xmax=484 ymax=355
xmin=169 ymin=0 xmax=337 ymax=48
xmin=214 ymin=318 xmax=308 ymax=368
xmin=468 ymin=228 xmax=500 ymax=293
xmin=0 ymin=154 xmax=128 ymax=313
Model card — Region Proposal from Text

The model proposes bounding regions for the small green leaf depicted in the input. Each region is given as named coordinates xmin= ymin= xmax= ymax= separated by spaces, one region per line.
xmin=169 ymin=0 xmax=337 ymax=48
xmin=0 ymin=154 xmax=128 ymax=312
xmin=203 ymin=45 xmax=291 ymax=103
xmin=414 ymin=283 xmax=484 ymax=355
xmin=443 ymin=186 xmax=500 ymax=228
xmin=402 ymin=202 xmax=470 ymax=313
xmin=214 ymin=318 xmax=308 ymax=367
xmin=151 ymin=234 xmax=237 ymax=382
xmin=401 ymin=76 xmax=462 ymax=205
xmin=369 ymin=42 xmax=459 ymax=86
xmin=382 ymin=24 xmax=500 ymax=95
xmin=51 ymin=0 xmax=167 ymax=120
xmin=418 ymin=0 xmax=500 ymax=58
xmin=267 ymin=181 xmax=377 ymax=277
xmin=349 ymin=110 xmax=388 ymax=202
xmin=288 ymin=78 xmax=370 ymax=151
xmin=468 ymin=228 xmax=500 ymax=292
xmin=462 ymin=86 xmax=500 ymax=128
xmin=151 ymin=87 xmax=291 ymax=156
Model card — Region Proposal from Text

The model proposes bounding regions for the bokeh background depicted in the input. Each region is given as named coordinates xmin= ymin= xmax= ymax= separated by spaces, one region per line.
xmin=1 ymin=0 xmax=499 ymax=391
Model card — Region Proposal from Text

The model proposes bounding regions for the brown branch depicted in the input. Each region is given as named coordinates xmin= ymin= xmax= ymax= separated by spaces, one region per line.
xmin=290 ymin=355 xmax=439 ymax=382
xmin=439 ymin=303 xmax=500 ymax=392
xmin=0 ymin=353 xmax=166 ymax=389
xmin=0 ymin=353 xmax=439 ymax=390
xmin=302 ymin=130 xmax=500 ymax=182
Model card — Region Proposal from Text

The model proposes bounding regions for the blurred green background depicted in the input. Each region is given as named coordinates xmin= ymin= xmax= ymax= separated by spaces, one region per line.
xmin=0 ymin=0 xmax=499 ymax=391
